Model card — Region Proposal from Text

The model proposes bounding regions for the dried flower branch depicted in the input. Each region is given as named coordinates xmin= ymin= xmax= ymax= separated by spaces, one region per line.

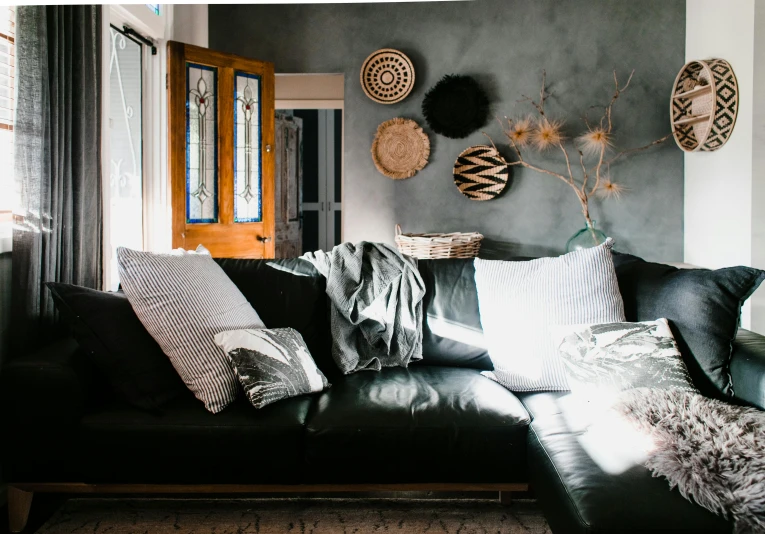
xmin=486 ymin=70 xmax=670 ymax=228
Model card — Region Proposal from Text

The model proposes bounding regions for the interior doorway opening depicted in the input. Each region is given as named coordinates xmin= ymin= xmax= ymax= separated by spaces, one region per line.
xmin=275 ymin=74 xmax=343 ymax=257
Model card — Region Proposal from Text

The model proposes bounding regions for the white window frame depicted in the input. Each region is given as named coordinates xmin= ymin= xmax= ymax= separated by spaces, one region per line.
xmin=102 ymin=5 xmax=171 ymax=290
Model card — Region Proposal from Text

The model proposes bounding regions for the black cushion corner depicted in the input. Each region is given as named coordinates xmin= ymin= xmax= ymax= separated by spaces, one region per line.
xmin=416 ymin=258 xmax=492 ymax=370
xmin=519 ymin=392 xmax=731 ymax=534
xmin=304 ymin=366 xmax=530 ymax=484
xmin=611 ymin=252 xmax=765 ymax=397
xmin=46 ymin=282 xmax=187 ymax=412
xmin=214 ymin=257 xmax=335 ymax=379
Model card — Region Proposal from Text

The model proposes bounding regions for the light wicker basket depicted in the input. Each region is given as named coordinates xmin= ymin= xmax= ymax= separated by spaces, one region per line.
xmin=394 ymin=225 xmax=483 ymax=259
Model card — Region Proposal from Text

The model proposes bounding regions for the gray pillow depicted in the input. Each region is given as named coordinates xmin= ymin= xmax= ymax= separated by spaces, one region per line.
xmin=555 ymin=319 xmax=696 ymax=396
xmin=215 ymin=328 xmax=330 ymax=409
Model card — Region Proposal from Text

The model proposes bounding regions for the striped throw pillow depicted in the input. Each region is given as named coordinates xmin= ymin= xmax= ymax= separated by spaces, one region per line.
xmin=117 ymin=246 xmax=265 ymax=413
xmin=474 ymin=239 xmax=625 ymax=391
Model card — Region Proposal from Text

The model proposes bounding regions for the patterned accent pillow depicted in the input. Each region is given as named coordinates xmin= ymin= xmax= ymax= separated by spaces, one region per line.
xmin=117 ymin=245 xmax=266 ymax=413
xmin=214 ymin=328 xmax=330 ymax=409
xmin=555 ymin=318 xmax=696 ymax=395
xmin=474 ymin=239 xmax=625 ymax=391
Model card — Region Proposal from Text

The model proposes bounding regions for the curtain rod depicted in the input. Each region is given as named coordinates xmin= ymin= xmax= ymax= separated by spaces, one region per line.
xmin=122 ymin=26 xmax=157 ymax=56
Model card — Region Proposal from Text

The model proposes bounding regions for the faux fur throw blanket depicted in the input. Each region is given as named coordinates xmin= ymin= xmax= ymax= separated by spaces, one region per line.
xmin=302 ymin=242 xmax=425 ymax=374
xmin=615 ymin=388 xmax=765 ymax=533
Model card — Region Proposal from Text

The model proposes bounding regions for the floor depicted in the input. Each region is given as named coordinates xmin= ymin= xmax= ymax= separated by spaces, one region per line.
xmin=1 ymin=494 xmax=551 ymax=534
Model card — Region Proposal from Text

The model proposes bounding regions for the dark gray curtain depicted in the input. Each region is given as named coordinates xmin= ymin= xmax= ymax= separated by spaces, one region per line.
xmin=11 ymin=6 xmax=102 ymax=352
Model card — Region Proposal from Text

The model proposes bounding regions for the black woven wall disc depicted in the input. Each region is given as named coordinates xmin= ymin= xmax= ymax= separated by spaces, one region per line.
xmin=422 ymin=74 xmax=490 ymax=139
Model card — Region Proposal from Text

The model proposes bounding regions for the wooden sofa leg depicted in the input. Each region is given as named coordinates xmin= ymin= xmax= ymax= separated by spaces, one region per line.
xmin=499 ymin=490 xmax=512 ymax=506
xmin=8 ymin=487 xmax=33 ymax=533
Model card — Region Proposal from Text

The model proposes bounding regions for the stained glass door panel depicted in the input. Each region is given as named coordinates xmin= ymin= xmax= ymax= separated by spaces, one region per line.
xmin=234 ymin=72 xmax=261 ymax=222
xmin=168 ymin=41 xmax=275 ymax=258
xmin=186 ymin=63 xmax=218 ymax=223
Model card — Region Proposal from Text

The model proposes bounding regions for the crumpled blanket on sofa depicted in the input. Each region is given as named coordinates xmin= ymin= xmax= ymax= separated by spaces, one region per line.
xmin=615 ymin=388 xmax=765 ymax=534
xmin=302 ymin=242 xmax=425 ymax=374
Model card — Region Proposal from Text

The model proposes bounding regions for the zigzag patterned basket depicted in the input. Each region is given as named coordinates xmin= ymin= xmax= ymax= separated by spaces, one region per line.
xmin=394 ymin=225 xmax=483 ymax=259
xmin=671 ymin=58 xmax=739 ymax=152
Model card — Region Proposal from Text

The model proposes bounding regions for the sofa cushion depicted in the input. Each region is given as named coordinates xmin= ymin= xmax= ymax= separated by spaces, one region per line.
xmin=71 ymin=392 xmax=313 ymax=484
xmin=416 ymin=259 xmax=492 ymax=369
xmin=304 ymin=366 xmax=530 ymax=483
xmin=519 ymin=392 xmax=731 ymax=534
xmin=215 ymin=257 xmax=334 ymax=379
xmin=612 ymin=252 xmax=765 ymax=397
xmin=47 ymin=283 xmax=187 ymax=412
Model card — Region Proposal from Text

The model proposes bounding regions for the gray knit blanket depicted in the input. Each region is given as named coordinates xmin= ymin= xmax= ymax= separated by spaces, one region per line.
xmin=302 ymin=242 xmax=425 ymax=374
xmin=615 ymin=388 xmax=765 ymax=533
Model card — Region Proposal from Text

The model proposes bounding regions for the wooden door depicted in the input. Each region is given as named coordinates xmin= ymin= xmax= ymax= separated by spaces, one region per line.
xmin=274 ymin=113 xmax=303 ymax=258
xmin=167 ymin=41 xmax=275 ymax=258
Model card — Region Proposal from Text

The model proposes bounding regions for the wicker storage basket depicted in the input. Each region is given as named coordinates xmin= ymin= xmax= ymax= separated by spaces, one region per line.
xmin=394 ymin=225 xmax=483 ymax=259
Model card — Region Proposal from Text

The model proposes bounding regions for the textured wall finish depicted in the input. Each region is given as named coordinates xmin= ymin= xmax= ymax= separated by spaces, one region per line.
xmin=209 ymin=0 xmax=684 ymax=261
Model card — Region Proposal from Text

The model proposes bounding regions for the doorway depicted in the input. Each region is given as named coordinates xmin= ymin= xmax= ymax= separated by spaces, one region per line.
xmin=275 ymin=74 xmax=343 ymax=256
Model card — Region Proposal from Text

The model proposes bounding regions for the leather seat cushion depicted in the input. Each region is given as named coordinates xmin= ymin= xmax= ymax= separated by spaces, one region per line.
xmin=72 ymin=391 xmax=314 ymax=484
xmin=305 ymin=366 xmax=530 ymax=483
xmin=519 ymin=392 xmax=732 ymax=534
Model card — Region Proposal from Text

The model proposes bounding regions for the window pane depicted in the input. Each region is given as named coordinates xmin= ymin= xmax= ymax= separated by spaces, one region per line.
xmin=108 ymin=26 xmax=143 ymax=289
xmin=186 ymin=63 xmax=218 ymax=223
xmin=233 ymin=72 xmax=261 ymax=223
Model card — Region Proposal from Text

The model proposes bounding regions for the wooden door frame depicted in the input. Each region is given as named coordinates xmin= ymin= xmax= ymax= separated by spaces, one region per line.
xmin=167 ymin=41 xmax=276 ymax=258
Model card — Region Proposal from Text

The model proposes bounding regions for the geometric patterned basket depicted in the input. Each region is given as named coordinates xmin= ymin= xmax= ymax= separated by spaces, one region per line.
xmin=394 ymin=224 xmax=483 ymax=259
xmin=671 ymin=58 xmax=739 ymax=152
xmin=453 ymin=144 xmax=510 ymax=201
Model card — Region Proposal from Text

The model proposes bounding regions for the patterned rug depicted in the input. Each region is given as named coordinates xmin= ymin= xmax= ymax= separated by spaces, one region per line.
xmin=36 ymin=498 xmax=551 ymax=533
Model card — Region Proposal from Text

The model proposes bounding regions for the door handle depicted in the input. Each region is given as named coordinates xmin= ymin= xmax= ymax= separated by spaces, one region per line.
xmin=257 ymin=236 xmax=272 ymax=243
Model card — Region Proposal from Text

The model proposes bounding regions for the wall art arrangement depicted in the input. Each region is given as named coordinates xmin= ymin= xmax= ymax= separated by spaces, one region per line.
xmin=422 ymin=74 xmax=490 ymax=139
xmin=360 ymin=48 xmax=415 ymax=105
xmin=484 ymin=70 xmax=671 ymax=251
xmin=453 ymin=145 xmax=510 ymax=200
xmin=671 ymin=58 xmax=738 ymax=152
xmin=371 ymin=118 xmax=430 ymax=179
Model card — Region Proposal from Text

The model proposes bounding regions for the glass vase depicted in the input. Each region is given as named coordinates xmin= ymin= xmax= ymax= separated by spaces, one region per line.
xmin=566 ymin=220 xmax=608 ymax=252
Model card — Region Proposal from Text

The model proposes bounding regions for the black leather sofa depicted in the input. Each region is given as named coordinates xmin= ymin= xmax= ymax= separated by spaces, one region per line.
xmin=3 ymin=257 xmax=764 ymax=533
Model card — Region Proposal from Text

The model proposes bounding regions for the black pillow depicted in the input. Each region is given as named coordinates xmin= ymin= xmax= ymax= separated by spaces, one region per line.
xmin=47 ymin=283 xmax=187 ymax=411
xmin=611 ymin=252 xmax=765 ymax=397
xmin=214 ymin=257 xmax=335 ymax=379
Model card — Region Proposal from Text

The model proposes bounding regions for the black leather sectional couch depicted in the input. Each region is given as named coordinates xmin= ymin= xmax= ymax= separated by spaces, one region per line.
xmin=3 ymin=256 xmax=764 ymax=533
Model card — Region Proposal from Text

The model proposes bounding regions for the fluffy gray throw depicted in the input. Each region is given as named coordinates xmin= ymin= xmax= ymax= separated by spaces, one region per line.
xmin=615 ymin=388 xmax=765 ymax=533
xmin=302 ymin=242 xmax=425 ymax=374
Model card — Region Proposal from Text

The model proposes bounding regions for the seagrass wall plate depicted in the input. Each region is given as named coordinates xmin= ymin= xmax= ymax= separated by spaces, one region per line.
xmin=671 ymin=58 xmax=739 ymax=152
xmin=371 ymin=118 xmax=430 ymax=179
xmin=360 ymin=48 xmax=415 ymax=105
xmin=453 ymin=145 xmax=510 ymax=200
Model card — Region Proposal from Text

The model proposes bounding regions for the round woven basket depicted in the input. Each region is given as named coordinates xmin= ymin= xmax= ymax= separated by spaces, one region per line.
xmin=371 ymin=118 xmax=430 ymax=179
xmin=453 ymin=145 xmax=510 ymax=201
xmin=394 ymin=225 xmax=483 ymax=259
xmin=360 ymin=48 xmax=415 ymax=105
xmin=670 ymin=58 xmax=739 ymax=152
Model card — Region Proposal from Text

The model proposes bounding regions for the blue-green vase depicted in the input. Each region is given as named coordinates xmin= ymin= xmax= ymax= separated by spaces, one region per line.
xmin=566 ymin=219 xmax=608 ymax=252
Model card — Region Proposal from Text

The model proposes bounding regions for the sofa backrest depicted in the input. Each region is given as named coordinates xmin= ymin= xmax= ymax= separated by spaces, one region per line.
xmin=415 ymin=259 xmax=491 ymax=370
xmin=214 ymin=257 xmax=336 ymax=377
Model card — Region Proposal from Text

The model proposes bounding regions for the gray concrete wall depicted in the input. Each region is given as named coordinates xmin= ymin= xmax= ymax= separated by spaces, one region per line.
xmin=210 ymin=0 xmax=685 ymax=261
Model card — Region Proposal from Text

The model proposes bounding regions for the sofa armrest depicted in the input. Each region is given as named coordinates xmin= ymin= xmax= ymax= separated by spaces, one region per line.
xmin=730 ymin=329 xmax=765 ymax=410
xmin=1 ymin=337 xmax=89 ymax=429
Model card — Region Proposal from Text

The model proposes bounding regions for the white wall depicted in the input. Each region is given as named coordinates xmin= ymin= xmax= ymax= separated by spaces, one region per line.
xmin=685 ymin=0 xmax=765 ymax=331
xmin=172 ymin=4 xmax=208 ymax=48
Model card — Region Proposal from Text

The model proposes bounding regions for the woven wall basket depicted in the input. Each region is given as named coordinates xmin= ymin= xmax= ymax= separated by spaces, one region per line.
xmin=371 ymin=118 xmax=430 ymax=179
xmin=360 ymin=48 xmax=415 ymax=105
xmin=671 ymin=58 xmax=738 ymax=152
xmin=453 ymin=145 xmax=510 ymax=201
xmin=394 ymin=225 xmax=483 ymax=259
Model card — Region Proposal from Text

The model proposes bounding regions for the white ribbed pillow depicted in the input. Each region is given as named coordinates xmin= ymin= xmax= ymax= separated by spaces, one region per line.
xmin=117 ymin=245 xmax=265 ymax=413
xmin=474 ymin=239 xmax=625 ymax=391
